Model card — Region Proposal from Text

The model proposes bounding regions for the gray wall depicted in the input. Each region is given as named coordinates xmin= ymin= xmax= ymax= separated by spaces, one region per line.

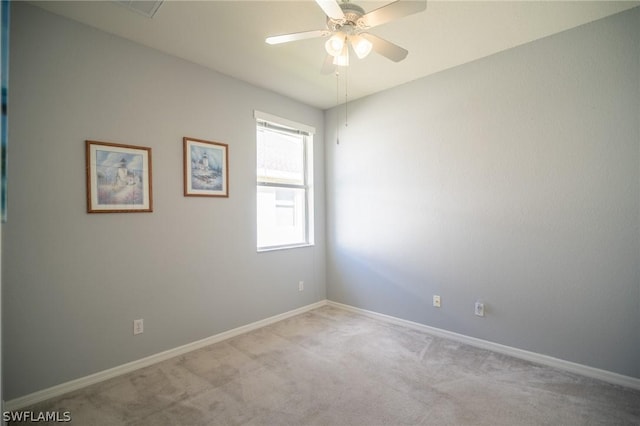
xmin=3 ymin=3 xmax=325 ymax=400
xmin=326 ymin=8 xmax=640 ymax=378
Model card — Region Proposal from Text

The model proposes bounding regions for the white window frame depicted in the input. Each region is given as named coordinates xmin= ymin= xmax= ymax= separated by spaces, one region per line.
xmin=255 ymin=111 xmax=315 ymax=251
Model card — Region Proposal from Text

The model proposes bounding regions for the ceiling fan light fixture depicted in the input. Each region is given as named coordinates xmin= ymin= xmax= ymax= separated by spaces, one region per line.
xmin=265 ymin=0 xmax=427 ymax=69
xmin=333 ymin=44 xmax=349 ymax=66
xmin=350 ymin=34 xmax=373 ymax=59
xmin=325 ymin=33 xmax=346 ymax=57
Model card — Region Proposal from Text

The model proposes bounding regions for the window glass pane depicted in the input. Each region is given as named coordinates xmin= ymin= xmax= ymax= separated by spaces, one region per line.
xmin=256 ymin=115 xmax=313 ymax=250
xmin=257 ymin=128 xmax=304 ymax=185
xmin=257 ymin=186 xmax=306 ymax=248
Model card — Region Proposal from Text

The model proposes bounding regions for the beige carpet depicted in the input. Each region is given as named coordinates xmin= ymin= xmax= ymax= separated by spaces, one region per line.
xmin=16 ymin=305 xmax=640 ymax=425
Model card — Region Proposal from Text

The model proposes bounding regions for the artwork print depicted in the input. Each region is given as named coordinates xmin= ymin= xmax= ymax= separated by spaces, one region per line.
xmin=1 ymin=0 xmax=9 ymax=222
xmin=183 ymin=137 xmax=228 ymax=197
xmin=86 ymin=140 xmax=152 ymax=213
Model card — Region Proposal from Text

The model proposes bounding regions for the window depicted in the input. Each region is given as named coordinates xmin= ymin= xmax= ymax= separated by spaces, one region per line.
xmin=256 ymin=111 xmax=314 ymax=250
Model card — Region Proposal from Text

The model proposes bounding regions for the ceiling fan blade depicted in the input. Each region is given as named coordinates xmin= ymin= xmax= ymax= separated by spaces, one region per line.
xmin=359 ymin=0 xmax=426 ymax=29
xmin=360 ymin=33 xmax=408 ymax=62
xmin=315 ymin=0 xmax=345 ymax=21
xmin=266 ymin=29 xmax=329 ymax=45
xmin=321 ymin=54 xmax=336 ymax=75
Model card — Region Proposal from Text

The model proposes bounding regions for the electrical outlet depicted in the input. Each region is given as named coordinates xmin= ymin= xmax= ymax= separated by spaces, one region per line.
xmin=475 ymin=302 xmax=485 ymax=317
xmin=133 ymin=319 xmax=144 ymax=335
xmin=298 ymin=281 xmax=304 ymax=291
xmin=433 ymin=295 xmax=441 ymax=308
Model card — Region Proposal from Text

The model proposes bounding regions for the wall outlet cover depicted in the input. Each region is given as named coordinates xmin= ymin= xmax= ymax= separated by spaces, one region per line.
xmin=133 ymin=319 xmax=144 ymax=335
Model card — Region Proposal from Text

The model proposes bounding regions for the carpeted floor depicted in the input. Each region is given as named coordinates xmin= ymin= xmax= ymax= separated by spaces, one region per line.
xmin=17 ymin=305 xmax=640 ymax=425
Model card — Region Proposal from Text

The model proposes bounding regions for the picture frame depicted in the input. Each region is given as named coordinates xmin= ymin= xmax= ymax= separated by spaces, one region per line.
xmin=183 ymin=137 xmax=229 ymax=197
xmin=1 ymin=0 xmax=10 ymax=222
xmin=85 ymin=140 xmax=153 ymax=213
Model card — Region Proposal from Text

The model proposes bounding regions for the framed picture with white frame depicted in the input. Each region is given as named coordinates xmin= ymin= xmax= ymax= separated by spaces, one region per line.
xmin=183 ymin=137 xmax=229 ymax=197
xmin=85 ymin=140 xmax=153 ymax=213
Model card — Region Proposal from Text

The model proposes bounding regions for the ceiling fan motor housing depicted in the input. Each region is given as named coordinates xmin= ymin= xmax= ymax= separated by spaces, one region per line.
xmin=327 ymin=2 xmax=366 ymax=32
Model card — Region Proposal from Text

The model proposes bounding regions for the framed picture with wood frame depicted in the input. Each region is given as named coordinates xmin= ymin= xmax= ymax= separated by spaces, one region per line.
xmin=183 ymin=137 xmax=229 ymax=197
xmin=85 ymin=140 xmax=153 ymax=213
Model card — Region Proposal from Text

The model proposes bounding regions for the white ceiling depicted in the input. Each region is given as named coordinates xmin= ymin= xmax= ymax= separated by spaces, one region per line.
xmin=30 ymin=0 xmax=640 ymax=110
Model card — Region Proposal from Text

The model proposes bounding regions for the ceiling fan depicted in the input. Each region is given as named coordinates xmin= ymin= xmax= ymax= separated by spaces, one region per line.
xmin=265 ymin=0 xmax=427 ymax=72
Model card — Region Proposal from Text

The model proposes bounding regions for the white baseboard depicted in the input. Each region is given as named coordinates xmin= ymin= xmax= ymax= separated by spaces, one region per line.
xmin=327 ymin=300 xmax=640 ymax=391
xmin=5 ymin=300 xmax=328 ymax=411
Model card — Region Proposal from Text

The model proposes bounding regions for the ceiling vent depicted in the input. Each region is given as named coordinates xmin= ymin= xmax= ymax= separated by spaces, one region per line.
xmin=114 ymin=1 xmax=163 ymax=18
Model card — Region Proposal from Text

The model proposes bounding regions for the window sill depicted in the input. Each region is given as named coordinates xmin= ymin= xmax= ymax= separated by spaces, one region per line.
xmin=257 ymin=243 xmax=314 ymax=253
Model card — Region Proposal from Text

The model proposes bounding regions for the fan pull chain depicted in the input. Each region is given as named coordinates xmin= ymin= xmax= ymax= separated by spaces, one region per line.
xmin=336 ymin=70 xmax=340 ymax=144
xmin=335 ymin=67 xmax=349 ymax=144
xmin=344 ymin=65 xmax=349 ymax=128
